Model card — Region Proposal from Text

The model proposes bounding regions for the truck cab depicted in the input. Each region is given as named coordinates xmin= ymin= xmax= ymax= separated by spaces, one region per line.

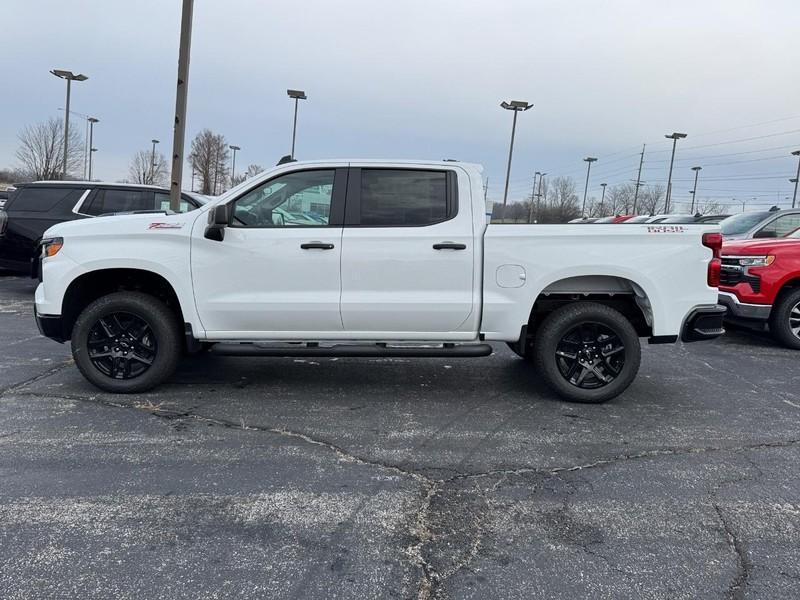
xmin=34 ymin=159 xmax=724 ymax=403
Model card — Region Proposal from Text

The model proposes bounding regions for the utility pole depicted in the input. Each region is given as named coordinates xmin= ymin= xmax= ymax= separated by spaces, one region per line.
xmin=150 ymin=139 xmax=160 ymax=184
xmin=791 ymin=150 xmax=800 ymax=208
xmin=536 ymin=172 xmax=546 ymax=218
xmin=690 ymin=166 xmax=702 ymax=213
xmin=664 ymin=132 xmax=688 ymax=213
xmin=633 ymin=144 xmax=645 ymax=214
xmin=169 ymin=0 xmax=194 ymax=212
xmin=581 ymin=157 xmax=597 ymax=215
xmin=483 ymin=177 xmax=489 ymax=202
xmin=500 ymin=100 xmax=533 ymax=218
xmin=527 ymin=171 xmax=540 ymax=223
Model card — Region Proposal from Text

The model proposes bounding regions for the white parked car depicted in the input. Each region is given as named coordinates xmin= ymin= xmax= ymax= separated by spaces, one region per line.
xmin=34 ymin=160 xmax=724 ymax=402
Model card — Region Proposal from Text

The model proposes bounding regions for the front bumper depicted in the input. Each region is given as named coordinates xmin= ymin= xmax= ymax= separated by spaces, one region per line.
xmin=34 ymin=306 xmax=66 ymax=343
xmin=717 ymin=291 xmax=771 ymax=321
xmin=681 ymin=304 xmax=726 ymax=342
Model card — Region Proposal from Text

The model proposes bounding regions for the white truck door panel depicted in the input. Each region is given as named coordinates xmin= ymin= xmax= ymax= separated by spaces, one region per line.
xmin=191 ymin=168 xmax=346 ymax=336
xmin=340 ymin=167 xmax=475 ymax=333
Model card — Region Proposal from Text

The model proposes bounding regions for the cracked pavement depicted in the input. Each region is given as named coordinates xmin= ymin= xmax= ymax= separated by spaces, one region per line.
xmin=1 ymin=273 xmax=799 ymax=599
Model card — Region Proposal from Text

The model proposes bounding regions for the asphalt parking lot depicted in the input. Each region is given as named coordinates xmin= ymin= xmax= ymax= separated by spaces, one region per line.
xmin=1 ymin=273 xmax=799 ymax=599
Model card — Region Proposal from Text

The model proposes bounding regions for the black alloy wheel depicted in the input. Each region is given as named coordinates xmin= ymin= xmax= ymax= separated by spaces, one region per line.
xmin=555 ymin=322 xmax=625 ymax=389
xmin=87 ymin=312 xmax=157 ymax=379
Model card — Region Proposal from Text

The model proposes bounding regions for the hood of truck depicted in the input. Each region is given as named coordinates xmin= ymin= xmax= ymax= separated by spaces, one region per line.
xmin=43 ymin=212 xmax=198 ymax=239
xmin=722 ymin=237 xmax=800 ymax=255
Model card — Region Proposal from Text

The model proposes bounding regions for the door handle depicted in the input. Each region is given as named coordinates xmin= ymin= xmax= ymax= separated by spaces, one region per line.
xmin=301 ymin=241 xmax=335 ymax=250
xmin=433 ymin=242 xmax=467 ymax=250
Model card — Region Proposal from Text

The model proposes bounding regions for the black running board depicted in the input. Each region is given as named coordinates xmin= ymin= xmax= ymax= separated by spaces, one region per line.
xmin=211 ymin=343 xmax=493 ymax=358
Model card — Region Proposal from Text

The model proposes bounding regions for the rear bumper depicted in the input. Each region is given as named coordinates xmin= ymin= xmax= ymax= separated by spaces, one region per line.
xmin=681 ymin=304 xmax=726 ymax=342
xmin=34 ymin=306 xmax=66 ymax=343
xmin=718 ymin=291 xmax=771 ymax=321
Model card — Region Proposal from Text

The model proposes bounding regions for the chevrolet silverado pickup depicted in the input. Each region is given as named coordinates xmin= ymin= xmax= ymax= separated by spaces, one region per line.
xmin=34 ymin=160 xmax=725 ymax=402
xmin=719 ymin=232 xmax=800 ymax=348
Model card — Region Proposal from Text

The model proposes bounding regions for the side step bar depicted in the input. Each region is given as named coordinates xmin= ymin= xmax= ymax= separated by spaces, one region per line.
xmin=211 ymin=343 xmax=493 ymax=358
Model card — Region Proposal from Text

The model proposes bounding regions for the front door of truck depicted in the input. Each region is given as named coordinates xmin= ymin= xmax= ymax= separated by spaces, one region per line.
xmin=191 ymin=168 xmax=347 ymax=337
xmin=339 ymin=167 xmax=476 ymax=334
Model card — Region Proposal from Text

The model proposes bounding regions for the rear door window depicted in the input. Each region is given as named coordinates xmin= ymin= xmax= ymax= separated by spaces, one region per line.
xmin=84 ymin=189 xmax=154 ymax=215
xmin=357 ymin=169 xmax=450 ymax=226
xmin=757 ymin=214 xmax=800 ymax=238
xmin=6 ymin=187 xmax=74 ymax=212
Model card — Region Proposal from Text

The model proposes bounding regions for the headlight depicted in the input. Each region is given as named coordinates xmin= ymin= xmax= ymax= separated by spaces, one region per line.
xmin=723 ymin=255 xmax=775 ymax=267
xmin=40 ymin=237 xmax=64 ymax=258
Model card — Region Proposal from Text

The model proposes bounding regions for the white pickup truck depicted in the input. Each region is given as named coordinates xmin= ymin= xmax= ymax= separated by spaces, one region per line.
xmin=34 ymin=159 xmax=725 ymax=402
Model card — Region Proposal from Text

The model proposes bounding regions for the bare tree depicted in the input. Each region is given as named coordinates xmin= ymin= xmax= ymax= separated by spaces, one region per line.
xmin=188 ymin=129 xmax=229 ymax=195
xmin=231 ymin=163 xmax=265 ymax=187
xmin=636 ymin=184 xmax=666 ymax=215
xmin=15 ymin=118 xmax=84 ymax=180
xmin=696 ymin=199 xmax=729 ymax=215
xmin=544 ymin=176 xmax=581 ymax=223
xmin=128 ymin=149 xmax=168 ymax=185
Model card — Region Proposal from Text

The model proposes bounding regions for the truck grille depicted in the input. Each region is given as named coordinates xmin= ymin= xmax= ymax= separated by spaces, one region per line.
xmin=720 ymin=259 xmax=761 ymax=292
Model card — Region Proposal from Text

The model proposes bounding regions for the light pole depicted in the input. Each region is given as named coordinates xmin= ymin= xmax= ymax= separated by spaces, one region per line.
xmin=600 ymin=183 xmax=607 ymax=215
xmin=229 ymin=145 xmax=240 ymax=185
xmin=287 ymin=89 xmax=307 ymax=159
xmin=791 ymin=150 xmax=800 ymax=208
xmin=500 ymin=100 xmax=533 ymax=217
xmin=89 ymin=147 xmax=98 ymax=180
xmin=51 ymin=69 xmax=88 ymax=178
xmin=581 ymin=157 xmax=597 ymax=215
xmin=690 ymin=166 xmax=702 ymax=213
xmin=664 ymin=132 xmax=687 ymax=213
xmin=87 ymin=117 xmax=99 ymax=180
xmin=527 ymin=171 xmax=540 ymax=223
xmin=633 ymin=144 xmax=645 ymax=214
xmin=150 ymin=139 xmax=160 ymax=184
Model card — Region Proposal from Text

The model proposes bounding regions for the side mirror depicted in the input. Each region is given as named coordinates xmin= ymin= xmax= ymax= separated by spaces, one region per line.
xmin=204 ymin=204 xmax=230 ymax=241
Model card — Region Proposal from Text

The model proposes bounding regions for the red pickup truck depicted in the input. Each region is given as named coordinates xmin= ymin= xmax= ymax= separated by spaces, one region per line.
xmin=719 ymin=233 xmax=800 ymax=348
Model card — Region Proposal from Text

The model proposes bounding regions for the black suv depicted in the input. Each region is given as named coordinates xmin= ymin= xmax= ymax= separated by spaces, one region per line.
xmin=0 ymin=182 xmax=205 ymax=273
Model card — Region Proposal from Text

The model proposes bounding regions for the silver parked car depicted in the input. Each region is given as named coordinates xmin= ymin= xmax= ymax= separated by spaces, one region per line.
xmin=719 ymin=207 xmax=800 ymax=240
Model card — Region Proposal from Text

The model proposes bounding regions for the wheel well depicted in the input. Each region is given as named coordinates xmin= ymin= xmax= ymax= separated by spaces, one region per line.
xmin=526 ymin=276 xmax=654 ymax=341
xmin=778 ymin=277 xmax=800 ymax=296
xmin=61 ymin=269 xmax=184 ymax=340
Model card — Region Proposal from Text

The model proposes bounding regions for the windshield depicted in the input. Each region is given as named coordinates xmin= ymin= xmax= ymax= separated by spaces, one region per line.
xmin=719 ymin=211 xmax=772 ymax=235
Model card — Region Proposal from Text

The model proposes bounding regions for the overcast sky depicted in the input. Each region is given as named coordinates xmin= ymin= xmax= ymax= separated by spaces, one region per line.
xmin=2 ymin=0 xmax=799 ymax=210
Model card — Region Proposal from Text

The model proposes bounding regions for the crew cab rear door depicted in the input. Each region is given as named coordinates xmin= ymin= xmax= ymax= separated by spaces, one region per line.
xmin=339 ymin=166 xmax=475 ymax=334
xmin=191 ymin=167 xmax=347 ymax=337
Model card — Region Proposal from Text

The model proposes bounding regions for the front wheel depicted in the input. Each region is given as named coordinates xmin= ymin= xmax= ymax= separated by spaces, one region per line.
xmin=533 ymin=302 xmax=641 ymax=403
xmin=769 ymin=288 xmax=800 ymax=350
xmin=71 ymin=292 xmax=181 ymax=393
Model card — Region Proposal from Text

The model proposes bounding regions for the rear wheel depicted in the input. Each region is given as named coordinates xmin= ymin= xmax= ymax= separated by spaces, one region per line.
xmin=71 ymin=292 xmax=181 ymax=393
xmin=533 ymin=302 xmax=641 ymax=403
xmin=769 ymin=288 xmax=800 ymax=350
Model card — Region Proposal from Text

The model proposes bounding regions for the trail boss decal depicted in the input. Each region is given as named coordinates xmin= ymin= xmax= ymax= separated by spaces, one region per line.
xmin=148 ymin=222 xmax=185 ymax=230
xmin=647 ymin=225 xmax=686 ymax=233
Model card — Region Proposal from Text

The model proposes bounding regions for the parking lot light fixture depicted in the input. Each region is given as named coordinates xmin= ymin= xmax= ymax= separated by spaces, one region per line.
xmin=51 ymin=69 xmax=89 ymax=179
xmin=500 ymin=100 xmax=533 ymax=215
xmin=87 ymin=118 xmax=99 ymax=180
xmin=690 ymin=166 xmax=702 ymax=213
xmin=791 ymin=151 xmax=800 ymax=208
xmin=150 ymin=139 xmax=160 ymax=183
xmin=664 ymin=132 xmax=688 ymax=213
xmin=229 ymin=145 xmax=241 ymax=184
xmin=581 ymin=157 xmax=598 ymax=215
xmin=287 ymin=89 xmax=307 ymax=159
